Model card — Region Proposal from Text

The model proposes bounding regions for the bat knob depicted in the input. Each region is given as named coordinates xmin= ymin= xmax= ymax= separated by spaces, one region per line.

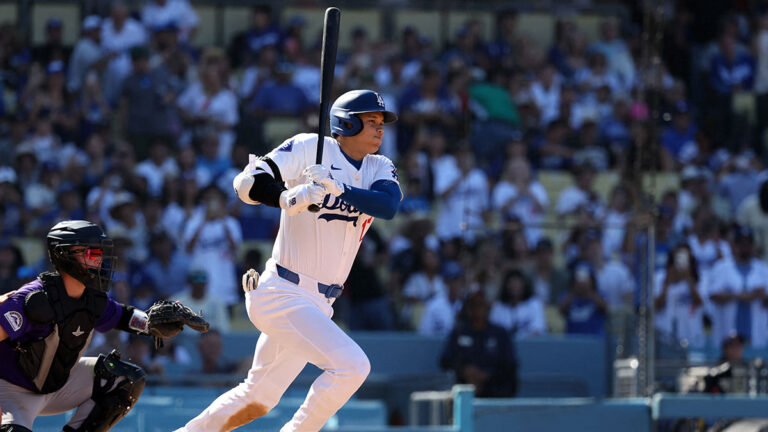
xmin=308 ymin=204 xmax=321 ymax=213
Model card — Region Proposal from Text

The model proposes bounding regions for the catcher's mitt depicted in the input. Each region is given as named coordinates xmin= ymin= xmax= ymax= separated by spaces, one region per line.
xmin=146 ymin=300 xmax=209 ymax=348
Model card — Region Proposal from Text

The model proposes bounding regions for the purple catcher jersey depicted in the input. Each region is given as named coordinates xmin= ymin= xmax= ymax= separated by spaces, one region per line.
xmin=0 ymin=278 xmax=124 ymax=391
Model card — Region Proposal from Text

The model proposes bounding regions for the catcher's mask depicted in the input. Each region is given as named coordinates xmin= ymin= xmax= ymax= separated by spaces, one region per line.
xmin=46 ymin=220 xmax=117 ymax=292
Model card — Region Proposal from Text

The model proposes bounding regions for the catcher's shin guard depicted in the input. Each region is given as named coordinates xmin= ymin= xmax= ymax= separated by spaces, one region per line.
xmin=64 ymin=350 xmax=146 ymax=432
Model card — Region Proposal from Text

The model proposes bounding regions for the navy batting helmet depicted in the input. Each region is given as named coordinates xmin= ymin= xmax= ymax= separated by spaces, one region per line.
xmin=330 ymin=90 xmax=397 ymax=137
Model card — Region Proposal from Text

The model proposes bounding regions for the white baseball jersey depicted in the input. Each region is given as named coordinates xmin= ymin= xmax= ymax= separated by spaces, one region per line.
xmin=254 ymin=133 xmax=401 ymax=285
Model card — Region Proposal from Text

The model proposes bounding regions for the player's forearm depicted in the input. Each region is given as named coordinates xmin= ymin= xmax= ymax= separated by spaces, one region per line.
xmin=339 ymin=183 xmax=400 ymax=220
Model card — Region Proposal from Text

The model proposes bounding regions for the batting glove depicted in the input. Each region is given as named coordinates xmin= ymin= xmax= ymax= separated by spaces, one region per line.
xmin=280 ymin=183 xmax=327 ymax=215
xmin=303 ymin=164 xmax=345 ymax=197
xmin=242 ymin=268 xmax=259 ymax=293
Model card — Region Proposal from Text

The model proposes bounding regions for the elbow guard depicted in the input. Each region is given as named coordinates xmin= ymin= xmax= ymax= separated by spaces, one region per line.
xmin=234 ymin=170 xmax=260 ymax=205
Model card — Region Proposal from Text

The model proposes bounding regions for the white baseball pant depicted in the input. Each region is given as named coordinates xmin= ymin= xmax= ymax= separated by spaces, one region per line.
xmin=176 ymin=259 xmax=370 ymax=432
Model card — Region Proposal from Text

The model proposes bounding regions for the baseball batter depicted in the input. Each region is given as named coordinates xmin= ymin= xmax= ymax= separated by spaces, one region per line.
xmin=0 ymin=220 xmax=208 ymax=431
xmin=176 ymin=89 xmax=402 ymax=432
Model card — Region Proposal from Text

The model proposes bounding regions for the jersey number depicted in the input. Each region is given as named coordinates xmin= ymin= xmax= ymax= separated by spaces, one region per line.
xmin=360 ymin=217 xmax=373 ymax=242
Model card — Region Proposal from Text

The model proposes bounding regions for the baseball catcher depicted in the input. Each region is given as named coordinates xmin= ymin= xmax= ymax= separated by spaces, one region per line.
xmin=0 ymin=220 xmax=209 ymax=431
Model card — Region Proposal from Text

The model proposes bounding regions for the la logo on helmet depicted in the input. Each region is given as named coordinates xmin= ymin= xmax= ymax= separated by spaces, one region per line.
xmin=375 ymin=93 xmax=385 ymax=108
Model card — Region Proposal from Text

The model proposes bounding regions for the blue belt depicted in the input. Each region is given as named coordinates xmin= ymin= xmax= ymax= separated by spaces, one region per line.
xmin=275 ymin=264 xmax=344 ymax=299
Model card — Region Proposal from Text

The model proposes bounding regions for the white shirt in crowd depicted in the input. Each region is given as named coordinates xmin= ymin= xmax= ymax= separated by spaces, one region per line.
xmin=492 ymin=179 xmax=549 ymax=247
xmin=418 ymin=293 xmax=462 ymax=337
xmin=402 ymin=273 xmax=447 ymax=302
xmin=177 ymin=82 xmax=239 ymax=159
xmin=182 ymin=210 xmax=243 ymax=306
xmin=142 ymin=0 xmax=199 ymax=41
xmin=173 ymin=288 xmax=231 ymax=333
xmin=602 ymin=209 xmax=628 ymax=259
xmin=530 ymin=79 xmax=561 ymax=126
xmin=489 ymin=298 xmax=547 ymax=339
xmin=707 ymin=257 xmax=768 ymax=348
xmin=434 ymin=158 xmax=490 ymax=243
xmin=653 ymin=270 xmax=707 ymax=348
xmin=101 ymin=17 xmax=148 ymax=102
xmin=687 ymin=234 xmax=733 ymax=280
xmin=556 ymin=185 xmax=604 ymax=218
xmin=595 ymin=259 xmax=635 ymax=309
xmin=134 ymin=158 xmax=180 ymax=197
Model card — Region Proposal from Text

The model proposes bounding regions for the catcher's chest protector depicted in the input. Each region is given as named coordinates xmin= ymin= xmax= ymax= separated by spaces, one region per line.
xmin=16 ymin=273 xmax=107 ymax=393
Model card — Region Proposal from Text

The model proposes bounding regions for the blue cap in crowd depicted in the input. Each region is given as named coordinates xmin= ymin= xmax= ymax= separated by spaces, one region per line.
xmin=46 ymin=60 xmax=65 ymax=75
xmin=47 ymin=18 xmax=63 ymax=29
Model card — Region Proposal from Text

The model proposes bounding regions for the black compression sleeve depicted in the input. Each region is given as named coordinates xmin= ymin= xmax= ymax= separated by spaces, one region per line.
xmin=249 ymin=172 xmax=287 ymax=208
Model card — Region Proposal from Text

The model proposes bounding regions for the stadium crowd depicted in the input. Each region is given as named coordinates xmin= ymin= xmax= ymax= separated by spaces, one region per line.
xmin=2 ymin=0 xmax=768 ymax=379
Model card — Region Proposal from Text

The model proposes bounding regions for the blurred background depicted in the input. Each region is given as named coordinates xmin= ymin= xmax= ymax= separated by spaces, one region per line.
xmin=5 ymin=0 xmax=768 ymax=431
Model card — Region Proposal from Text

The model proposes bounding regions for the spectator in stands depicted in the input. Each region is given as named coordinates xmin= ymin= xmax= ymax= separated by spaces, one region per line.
xmin=718 ymin=155 xmax=761 ymax=216
xmin=556 ymin=160 xmax=604 ymax=218
xmin=32 ymin=18 xmax=71 ymax=66
xmin=601 ymin=184 xmax=632 ymax=259
xmin=120 ymin=45 xmax=178 ymax=160
xmin=195 ymin=329 xmax=250 ymax=375
xmin=67 ymin=15 xmax=105 ymax=94
xmin=434 ymin=146 xmax=490 ymax=245
xmin=708 ymin=226 xmax=768 ymax=348
xmin=709 ymin=33 xmax=756 ymax=146
xmin=249 ymin=62 xmax=311 ymax=117
xmin=0 ymin=242 xmax=24 ymax=294
xmin=492 ymin=156 xmax=548 ymax=247
xmin=346 ymin=226 xmax=396 ymax=331
xmin=418 ymin=261 xmax=466 ymax=337
xmin=529 ymin=238 xmax=568 ymax=304
xmin=440 ymin=291 xmax=517 ymax=397
xmin=530 ymin=63 xmax=562 ymax=127
xmin=688 ymin=205 xmax=732 ymax=280
xmin=661 ymin=102 xmax=698 ymax=169
xmin=101 ymin=0 xmax=149 ymax=103
xmin=534 ymin=119 xmax=573 ymax=170
xmin=703 ymin=333 xmax=750 ymax=394
xmin=143 ymin=230 xmax=190 ymax=299
xmin=174 ymin=269 xmax=230 ymax=333
xmin=399 ymin=64 xmax=461 ymax=153
xmin=142 ymin=0 xmax=199 ymax=43
xmin=559 ymin=261 xmax=607 ymax=335
xmin=106 ymin=191 xmax=149 ymax=262
xmin=576 ymin=52 xmax=624 ymax=97
xmin=228 ymin=5 xmax=282 ymax=69
xmin=401 ymin=248 xmax=447 ymax=330
xmin=485 ymin=9 xmax=519 ymax=69
xmin=582 ymin=230 xmax=635 ymax=311
xmin=389 ymin=217 xmax=438 ymax=292
xmin=489 ymin=269 xmax=546 ymax=338
xmin=134 ymin=138 xmax=179 ymax=198
xmin=32 ymin=182 xmax=84 ymax=235
xmin=182 ymin=185 xmax=242 ymax=309
xmin=125 ymin=335 xmax=164 ymax=375
xmin=177 ymin=48 xmax=238 ymax=159
xmin=654 ymin=244 xmax=706 ymax=348
xmin=589 ymin=19 xmax=635 ymax=93
xmin=737 ymin=179 xmax=768 ymax=260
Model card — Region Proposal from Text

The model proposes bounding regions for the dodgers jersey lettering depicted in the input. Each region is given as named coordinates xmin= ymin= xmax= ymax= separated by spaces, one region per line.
xmin=255 ymin=133 xmax=400 ymax=285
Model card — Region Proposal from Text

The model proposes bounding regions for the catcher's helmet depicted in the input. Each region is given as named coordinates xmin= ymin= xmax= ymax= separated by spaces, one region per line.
xmin=329 ymin=90 xmax=398 ymax=137
xmin=47 ymin=220 xmax=117 ymax=292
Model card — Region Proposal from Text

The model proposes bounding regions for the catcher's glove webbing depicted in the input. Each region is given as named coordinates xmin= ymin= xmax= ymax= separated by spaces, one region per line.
xmin=145 ymin=300 xmax=209 ymax=348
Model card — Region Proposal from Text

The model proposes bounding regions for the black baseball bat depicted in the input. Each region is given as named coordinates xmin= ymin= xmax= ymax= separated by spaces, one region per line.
xmin=308 ymin=7 xmax=341 ymax=213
